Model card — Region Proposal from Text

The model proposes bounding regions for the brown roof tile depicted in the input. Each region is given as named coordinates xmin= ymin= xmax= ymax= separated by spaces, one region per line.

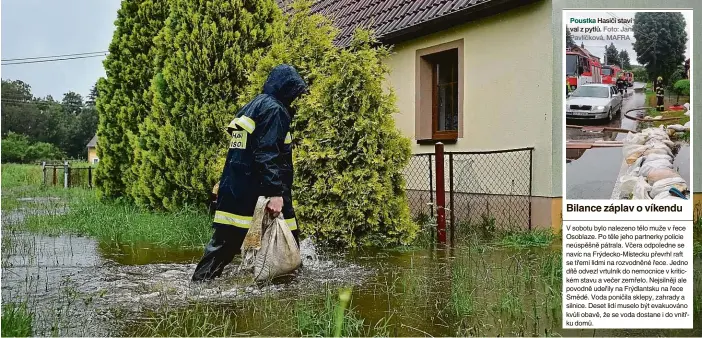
xmin=277 ymin=0 xmax=529 ymax=46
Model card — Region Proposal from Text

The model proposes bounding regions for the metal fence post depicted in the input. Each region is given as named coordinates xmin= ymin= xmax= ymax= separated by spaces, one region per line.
xmin=449 ymin=153 xmax=455 ymax=246
xmin=528 ymin=149 xmax=534 ymax=230
xmin=64 ymin=161 xmax=69 ymax=189
xmin=428 ymin=154 xmax=434 ymax=218
xmin=435 ymin=142 xmax=446 ymax=245
xmin=42 ymin=161 xmax=46 ymax=186
xmin=88 ymin=166 xmax=93 ymax=189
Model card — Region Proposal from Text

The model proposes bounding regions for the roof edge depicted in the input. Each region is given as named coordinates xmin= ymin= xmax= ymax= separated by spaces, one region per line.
xmin=378 ymin=0 xmax=543 ymax=46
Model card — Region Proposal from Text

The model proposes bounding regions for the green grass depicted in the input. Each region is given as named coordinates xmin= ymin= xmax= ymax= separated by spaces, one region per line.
xmin=1 ymin=303 xmax=33 ymax=337
xmin=134 ymin=303 xmax=242 ymax=337
xmin=22 ymin=193 xmax=212 ymax=247
xmin=295 ymin=287 xmax=373 ymax=337
xmin=2 ymin=163 xmax=212 ymax=248
xmin=498 ymin=230 xmax=556 ymax=248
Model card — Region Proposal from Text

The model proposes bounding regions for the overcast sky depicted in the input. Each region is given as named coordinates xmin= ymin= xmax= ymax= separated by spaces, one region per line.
xmin=566 ymin=10 xmax=692 ymax=66
xmin=1 ymin=0 xmax=121 ymax=100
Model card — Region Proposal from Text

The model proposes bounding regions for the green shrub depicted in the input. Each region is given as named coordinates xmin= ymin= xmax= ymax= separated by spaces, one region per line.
xmin=242 ymin=1 xmax=416 ymax=247
xmin=1 ymin=132 xmax=65 ymax=163
xmin=673 ymin=79 xmax=690 ymax=96
xmin=292 ymin=31 xmax=415 ymax=247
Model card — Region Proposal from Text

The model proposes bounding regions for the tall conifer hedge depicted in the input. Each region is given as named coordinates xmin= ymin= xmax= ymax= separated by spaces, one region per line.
xmin=96 ymin=0 xmax=169 ymax=199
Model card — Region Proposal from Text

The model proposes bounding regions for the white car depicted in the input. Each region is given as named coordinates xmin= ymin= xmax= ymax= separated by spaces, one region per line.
xmin=566 ymin=84 xmax=623 ymax=122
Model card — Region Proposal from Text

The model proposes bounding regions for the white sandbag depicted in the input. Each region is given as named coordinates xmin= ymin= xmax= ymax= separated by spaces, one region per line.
xmin=240 ymin=197 xmax=302 ymax=282
xmin=624 ymin=132 xmax=646 ymax=145
xmin=639 ymin=159 xmax=674 ymax=177
xmin=646 ymin=168 xmax=681 ymax=184
xmin=642 ymin=127 xmax=669 ymax=139
xmin=684 ymin=109 xmax=691 ymax=116
xmin=643 ymin=153 xmax=673 ymax=163
xmin=653 ymin=191 xmax=684 ymax=200
xmin=643 ymin=142 xmax=673 ymax=157
xmin=667 ymin=124 xmax=689 ymax=132
xmin=646 ymin=139 xmax=676 ymax=150
xmin=633 ymin=176 xmax=652 ymax=199
xmin=683 ymin=103 xmax=690 ymax=110
xmin=650 ymin=177 xmax=688 ymax=198
xmin=626 ymin=156 xmax=645 ymax=176
xmin=623 ymin=144 xmax=650 ymax=165
xmin=618 ymin=175 xmax=638 ymax=198
xmin=684 ymin=121 xmax=690 ymax=128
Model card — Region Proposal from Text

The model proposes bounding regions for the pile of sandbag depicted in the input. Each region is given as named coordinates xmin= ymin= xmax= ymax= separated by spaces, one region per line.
xmin=617 ymin=126 xmax=688 ymax=200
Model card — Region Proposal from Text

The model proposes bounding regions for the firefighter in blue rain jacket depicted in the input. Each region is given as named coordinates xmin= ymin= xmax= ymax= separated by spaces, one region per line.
xmin=192 ymin=64 xmax=308 ymax=282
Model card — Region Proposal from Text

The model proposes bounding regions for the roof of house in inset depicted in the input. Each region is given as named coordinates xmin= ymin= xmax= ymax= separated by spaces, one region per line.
xmin=277 ymin=0 xmax=538 ymax=47
xmin=86 ymin=134 xmax=97 ymax=148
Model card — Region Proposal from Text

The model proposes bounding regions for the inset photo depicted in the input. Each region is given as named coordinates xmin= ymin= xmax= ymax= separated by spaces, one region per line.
xmin=564 ymin=10 xmax=692 ymax=200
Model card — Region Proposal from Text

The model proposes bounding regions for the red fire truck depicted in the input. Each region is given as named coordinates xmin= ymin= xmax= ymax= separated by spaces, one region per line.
xmin=623 ymin=71 xmax=634 ymax=87
xmin=601 ymin=65 xmax=622 ymax=85
xmin=566 ymin=46 xmax=602 ymax=93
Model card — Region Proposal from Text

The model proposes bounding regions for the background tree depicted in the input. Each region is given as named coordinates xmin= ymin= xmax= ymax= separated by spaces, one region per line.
xmin=95 ymin=0 xmax=170 ymax=200
xmin=1 ymin=79 xmax=97 ymax=160
xmin=1 ymin=80 xmax=38 ymax=138
xmin=61 ymin=92 xmax=84 ymax=114
xmin=1 ymin=132 xmax=65 ymax=164
xmin=632 ymin=12 xmax=687 ymax=82
xmin=604 ymin=43 xmax=620 ymax=66
xmin=630 ymin=65 xmax=648 ymax=83
xmin=618 ymin=50 xmax=631 ymax=69
xmin=85 ymin=82 xmax=99 ymax=107
xmin=565 ymin=28 xmax=577 ymax=49
xmin=131 ymin=0 xmax=280 ymax=210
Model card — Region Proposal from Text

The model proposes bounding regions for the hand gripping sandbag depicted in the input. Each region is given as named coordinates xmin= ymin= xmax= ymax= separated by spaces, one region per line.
xmin=240 ymin=197 xmax=301 ymax=282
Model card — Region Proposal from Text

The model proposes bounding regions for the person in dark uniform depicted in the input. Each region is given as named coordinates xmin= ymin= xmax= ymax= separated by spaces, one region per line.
xmin=654 ymin=76 xmax=664 ymax=91
xmin=192 ymin=64 xmax=308 ymax=282
xmin=656 ymin=86 xmax=665 ymax=111
xmin=616 ymin=74 xmax=626 ymax=95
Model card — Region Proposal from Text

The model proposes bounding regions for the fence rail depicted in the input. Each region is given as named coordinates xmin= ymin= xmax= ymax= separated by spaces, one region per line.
xmin=403 ymin=146 xmax=534 ymax=243
xmin=42 ymin=161 xmax=96 ymax=188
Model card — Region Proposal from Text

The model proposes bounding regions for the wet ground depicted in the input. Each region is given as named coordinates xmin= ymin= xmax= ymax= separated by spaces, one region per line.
xmin=565 ymin=83 xmax=691 ymax=199
xmin=2 ymin=198 xmax=701 ymax=336
xmin=565 ymin=147 xmax=623 ymax=199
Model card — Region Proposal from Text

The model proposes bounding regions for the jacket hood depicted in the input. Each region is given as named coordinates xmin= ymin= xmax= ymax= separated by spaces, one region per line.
xmin=262 ymin=64 xmax=308 ymax=108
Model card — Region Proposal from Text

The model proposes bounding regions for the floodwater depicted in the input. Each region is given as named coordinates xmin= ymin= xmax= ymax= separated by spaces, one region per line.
xmin=2 ymin=203 xmax=701 ymax=336
xmin=566 ymin=147 xmax=623 ymax=199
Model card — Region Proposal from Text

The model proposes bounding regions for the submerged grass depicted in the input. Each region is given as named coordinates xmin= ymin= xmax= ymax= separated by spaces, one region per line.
xmin=134 ymin=303 xmax=243 ymax=337
xmin=499 ymin=230 xmax=556 ymax=248
xmin=1 ymin=303 xmax=33 ymax=337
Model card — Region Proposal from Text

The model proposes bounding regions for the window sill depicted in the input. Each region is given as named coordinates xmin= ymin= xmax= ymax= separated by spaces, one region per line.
xmin=416 ymin=138 xmax=458 ymax=145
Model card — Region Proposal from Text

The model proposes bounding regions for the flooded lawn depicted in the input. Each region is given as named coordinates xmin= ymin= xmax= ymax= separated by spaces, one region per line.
xmin=2 ymin=197 xmax=701 ymax=336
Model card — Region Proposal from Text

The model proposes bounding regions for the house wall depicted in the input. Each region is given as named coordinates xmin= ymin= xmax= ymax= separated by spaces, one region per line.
xmin=88 ymin=147 xmax=98 ymax=164
xmin=386 ymin=0 xmax=558 ymax=228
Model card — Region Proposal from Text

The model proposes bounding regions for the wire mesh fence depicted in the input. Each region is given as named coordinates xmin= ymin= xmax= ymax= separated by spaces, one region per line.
xmin=403 ymin=147 xmax=534 ymax=236
xmin=42 ymin=162 xmax=96 ymax=188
